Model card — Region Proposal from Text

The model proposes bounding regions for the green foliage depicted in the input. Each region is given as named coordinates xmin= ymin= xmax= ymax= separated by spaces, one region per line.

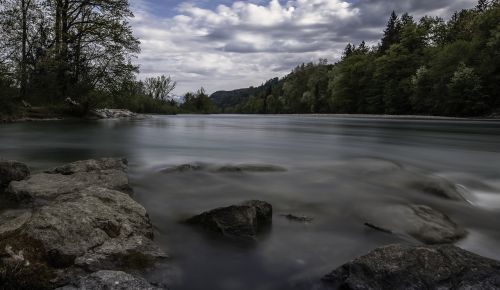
xmin=210 ymin=0 xmax=500 ymax=117
xmin=181 ymin=88 xmax=218 ymax=114
xmin=0 ymin=0 xmax=180 ymax=117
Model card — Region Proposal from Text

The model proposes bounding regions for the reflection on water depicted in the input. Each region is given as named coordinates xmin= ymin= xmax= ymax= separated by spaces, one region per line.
xmin=1 ymin=115 xmax=500 ymax=289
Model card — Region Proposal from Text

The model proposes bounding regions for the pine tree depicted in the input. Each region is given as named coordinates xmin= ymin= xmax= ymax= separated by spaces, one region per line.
xmin=380 ymin=11 xmax=401 ymax=53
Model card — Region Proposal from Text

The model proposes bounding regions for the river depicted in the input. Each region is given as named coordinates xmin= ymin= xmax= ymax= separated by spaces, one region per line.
xmin=1 ymin=115 xmax=500 ymax=289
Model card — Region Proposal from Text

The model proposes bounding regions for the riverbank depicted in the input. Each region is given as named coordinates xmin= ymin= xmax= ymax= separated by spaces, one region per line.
xmin=0 ymin=107 xmax=149 ymax=124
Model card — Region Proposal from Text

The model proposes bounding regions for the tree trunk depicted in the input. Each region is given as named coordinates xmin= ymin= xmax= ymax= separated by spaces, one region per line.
xmin=20 ymin=0 xmax=28 ymax=99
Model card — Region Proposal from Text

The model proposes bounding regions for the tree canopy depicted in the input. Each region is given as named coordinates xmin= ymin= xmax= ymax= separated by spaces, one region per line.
xmin=210 ymin=0 xmax=500 ymax=117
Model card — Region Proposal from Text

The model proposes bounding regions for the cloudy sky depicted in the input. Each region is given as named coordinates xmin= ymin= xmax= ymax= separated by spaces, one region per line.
xmin=130 ymin=0 xmax=477 ymax=94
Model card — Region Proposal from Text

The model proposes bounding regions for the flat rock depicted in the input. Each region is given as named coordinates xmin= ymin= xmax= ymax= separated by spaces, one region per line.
xmin=0 ymin=160 xmax=30 ymax=187
xmin=57 ymin=270 xmax=162 ymax=290
xmin=322 ymin=244 xmax=500 ymax=290
xmin=46 ymin=158 xmax=128 ymax=175
xmin=187 ymin=200 xmax=273 ymax=240
xmin=7 ymin=158 xmax=130 ymax=203
xmin=365 ymin=204 xmax=466 ymax=244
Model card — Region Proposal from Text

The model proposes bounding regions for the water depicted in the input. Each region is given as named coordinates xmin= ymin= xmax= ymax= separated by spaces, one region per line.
xmin=1 ymin=115 xmax=500 ymax=289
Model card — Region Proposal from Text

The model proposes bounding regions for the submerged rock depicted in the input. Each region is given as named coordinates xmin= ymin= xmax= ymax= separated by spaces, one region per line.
xmin=409 ymin=175 xmax=468 ymax=201
xmin=215 ymin=164 xmax=286 ymax=173
xmin=187 ymin=200 xmax=273 ymax=240
xmin=57 ymin=270 xmax=163 ymax=290
xmin=364 ymin=204 xmax=466 ymax=244
xmin=162 ymin=163 xmax=286 ymax=174
xmin=281 ymin=214 xmax=314 ymax=223
xmin=322 ymin=244 xmax=500 ymax=290
xmin=0 ymin=158 xmax=166 ymax=288
xmin=7 ymin=158 xmax=131 ymax=203
xmin=0 ymin=160 xmax=30 ymax=187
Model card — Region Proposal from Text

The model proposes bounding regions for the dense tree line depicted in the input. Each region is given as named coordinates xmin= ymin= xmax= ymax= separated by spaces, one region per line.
xmin=0 ymin=0 xmax=203 ymax=116
xmin=212 ymin=0 xmax=500 ymax=117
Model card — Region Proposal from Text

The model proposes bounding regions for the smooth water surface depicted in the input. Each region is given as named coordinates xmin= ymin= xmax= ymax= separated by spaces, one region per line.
xmin=1 ymin=115 xmax=500 ymax=289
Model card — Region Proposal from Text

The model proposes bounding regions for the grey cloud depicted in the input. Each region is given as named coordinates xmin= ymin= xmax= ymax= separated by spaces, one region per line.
xmin=131 ymin=0 xmax=478 ymax=94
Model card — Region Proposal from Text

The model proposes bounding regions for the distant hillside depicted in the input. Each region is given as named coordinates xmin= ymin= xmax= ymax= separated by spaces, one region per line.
xmin=210 ymin=78 xmax=280 ymax=113
xmin=210 ymin=87 xmax=258 ymax=112
xmin=208 ymin=2 xmax=500 ymax=117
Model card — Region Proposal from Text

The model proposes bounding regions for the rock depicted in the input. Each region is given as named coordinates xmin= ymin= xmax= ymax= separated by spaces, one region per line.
xmin=281 ymin=214 xmax=314 ymax=223
xmin=187 ymin=200 xmax=273 ymax=240
xmin=409 ymin=175 xmax=468 ymax=201
xmin=46 ymin=158 xmax=128 ymax=175
xmin=57 ymin=270 xmax=162 ymax=290
xmin=0 ymin=160 xmax=30 ymax=187
xmin=90 ymin=109 xmax=139 ymax=120
xmin=215 ymin=164 xmax=286 ymax=173
xmin=162 ymin=163 xmax=286 ymax=174
xmin=161 ymin=163 xmax=207 ymax=173
xmin=364 ymin=204 xmax=466 ymax=244
xmin=7 ymin=158 xmax=131 ymax=203
xmin=322 ymin=244 xmax=500 ymax=290
xmin=0 ymin=159 xmax=166 ymax=288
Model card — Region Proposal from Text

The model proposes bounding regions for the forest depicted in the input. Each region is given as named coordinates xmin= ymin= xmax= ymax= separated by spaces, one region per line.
xmin=0 ymin=0 xmax=216 ymax=118
xmin=211 ymin=0 xmax=500 ymax=117
xmin=1 ymin=0 xmax=499 ymax=118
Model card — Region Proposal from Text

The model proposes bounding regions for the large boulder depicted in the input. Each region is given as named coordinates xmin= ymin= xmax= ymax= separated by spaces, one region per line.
xmin=364 ymin=204 xmax=466 ymax=244
xmin=7 ymin=158 xmax=131 ymax=203
xmin=187 ymin=200 xmax=273 ymax=240
xmin=0 ymin=159 xmax=166 ymax=288
xmin=322 ymin=244 xmax=500 ymax=290
xmin=0 ymin=160 xmax=30 ymax=187
xmin=57 ymin=270 xmax=162 ymax=290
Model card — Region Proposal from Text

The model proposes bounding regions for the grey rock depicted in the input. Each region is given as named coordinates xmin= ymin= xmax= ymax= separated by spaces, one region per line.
xmin=0 ymin=159 xmax=166 ymax=288
xmin=409 ymin=175 xmax=468 ymax=201
xmin=0 ymin=160 xmax=30 ymax=187
xmin=46 ymin=158 xmax=128 ymax=175
xmin=364 ymin=204 xmax=466 ymax=245
xmin=162 ymin=163 xmax=286 ymax=174
xmin=187 ymin=200 xmax=273 ymax=240
xmin=57 ymin=270 xmax=163 ymax=290
xmin=215 ymin=164 xmax=286 ymax=173
xmin=21 ymin=186 xmax=164 ymax=267
xmin=7 ymin=158 xmax=130 ymax=203
xmin=322 ymin=244 xmax=500 ymax=290
xmin=281 ymin=214 xmax=314 ymax=223
xmin=90 ymin=109 xmax=145 ymax=120
xmin=162 ymin=163 xmax=206 ymax=173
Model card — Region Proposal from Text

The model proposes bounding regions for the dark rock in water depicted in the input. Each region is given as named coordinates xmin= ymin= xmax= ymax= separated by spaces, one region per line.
xmin=322 ymin=244 xmax=500 ymax=290
xmin=187 ymin=200 xmax=273 ymax=240
xmin=57 ymin=270 xmax=163 ymax=290
xmin=0 ymin=160 xmax=30 ymax=187
xmin=364 ymin=222 xmax=392 ymax=234
xmin=408 ymin=205 xmax=466 ymax=244
xmin=0 ymin=159 xmax=166 ymax=288
xmin=162 ymin=163 xmax=286 ymax=174
xmin=7 ymin=158 xmax=131 ymax=203
xmin=281 ymin=214 xmax=314 ymax=223
xmin=409 ymin=176 xmax=468 ymax=201
xmin=216 ymin=164 xmax=286 ymax=173
xmin=161 ymin=163 xmax=206 ymax=173
xmin=364 ymin=204 xmax=466 ymax=245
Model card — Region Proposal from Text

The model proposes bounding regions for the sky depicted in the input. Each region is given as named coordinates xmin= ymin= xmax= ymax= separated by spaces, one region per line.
xmin=130 ymin=0 xmax=478 ymax=94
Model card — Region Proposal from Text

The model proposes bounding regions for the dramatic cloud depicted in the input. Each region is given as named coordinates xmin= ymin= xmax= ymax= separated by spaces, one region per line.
xmin=130 ymin=0 xmax=477 ymax=94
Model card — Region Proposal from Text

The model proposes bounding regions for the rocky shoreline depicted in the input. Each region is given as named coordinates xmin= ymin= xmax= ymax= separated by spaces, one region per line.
xmin=0 ymin=108 xmax=148 ymax=124
xmin=1 ymin=158 xmax=500 ymax=289
xmin=0 ymin=158 xmax=166 ymax=289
